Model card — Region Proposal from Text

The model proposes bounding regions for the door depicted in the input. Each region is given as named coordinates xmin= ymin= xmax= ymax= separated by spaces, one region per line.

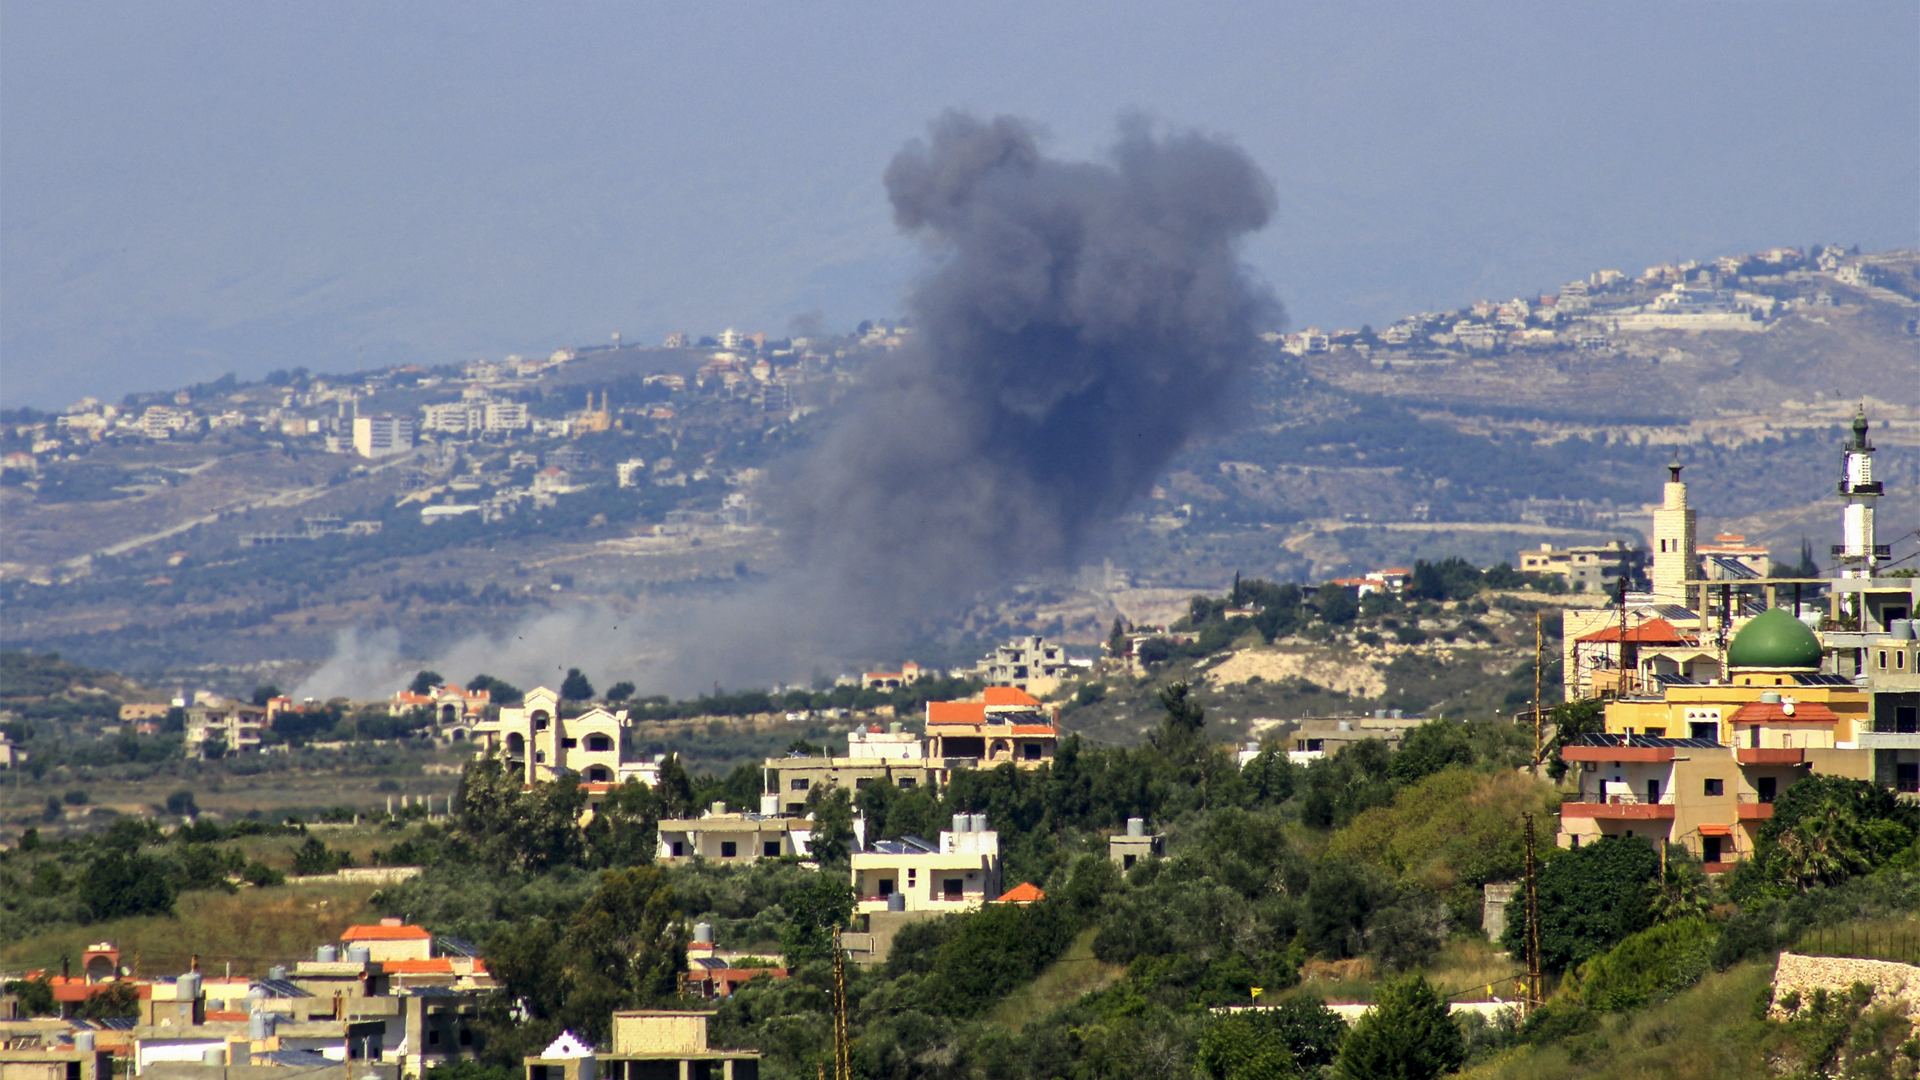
xmin=1757 ymin=776 xmax=1777 ymax=803
xmin=1898 ymin=762 xmax=1919 ymax=794
xmin=1646 ymin=779 xmax=1661 ymax=804
xmin=1702 ymin=836 xmax=1722 ymax=864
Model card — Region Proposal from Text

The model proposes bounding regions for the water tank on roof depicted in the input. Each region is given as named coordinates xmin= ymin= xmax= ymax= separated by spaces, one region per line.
xmin=952 ymin=814 xmax=969 ymax=834
xmin=887 ymin=891 xmax=906 ymax=912
xmin=317 ymin=945 xmax=338 ymax=963
xmin=269 ymin=965 xmax=287 ymax=982
xmin=693 ymin=922 xmax=714 ymax=945
xmin=970 ymin=813 xmax=987 ymax=833
xmin=346 ymin=946 xmax=370 ymax=965
xmin=176 ymin=973 xmax=200 ymax=999
xmin=1127 ymin=817 xmax=1145 ymax=838
xmin=250 ymin=1012 xmax=277 ymax=1039
xmin=74 ymin=1033 xmax=94 ymax=1053
xmin=202 ymin=1049 xmax=226 ymax=1066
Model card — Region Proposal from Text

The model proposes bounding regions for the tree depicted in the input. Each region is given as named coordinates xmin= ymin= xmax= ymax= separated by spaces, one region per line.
xmin=560 ymin=668 xmax=595 ymax=702
xmin=80 ymin=850 xmax=177 ymax=921
xmin=1335 ymin=975 xmax=1464 ymax=1080
xmin=1317 ymin=585 xmax=1358 ymax=625
xmin=1199 ymin=1010 xmax=1300 ymax=1079
xmin=1107 ymin=617 xmax=1129 ymax=659
xmin=1753 ymin=775 xmax=1917 ymax=891
xmin=780 ymin=873 xmax=855 ymax=966
xmin=804 ymin=787 xmax=855 ymax=868
xmin=467 ymin=674 xmax=523 ymax=706
xmin=165 ymin=790 xmax=199 ymax=817
xmin=73 ymin=982 xmax=139 ymax=1021
xmin=410 ymin=670 xmax=444 ymax=696
xmin=3 ymin=976 xmax=54 ymax=1016
xmin=605 ymin=681 xmax=636 ymax=703
xmin=1501 ymin=836 xmax=1657 ymax=972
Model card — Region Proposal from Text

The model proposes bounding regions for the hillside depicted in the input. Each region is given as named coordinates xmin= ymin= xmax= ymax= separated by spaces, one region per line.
xmin=0 ymin=247 xmax=1913 ymax=697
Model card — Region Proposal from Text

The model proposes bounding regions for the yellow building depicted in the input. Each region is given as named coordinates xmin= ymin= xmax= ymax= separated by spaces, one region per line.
xmin=1560 ymin=607 xmax=1873 ymax=868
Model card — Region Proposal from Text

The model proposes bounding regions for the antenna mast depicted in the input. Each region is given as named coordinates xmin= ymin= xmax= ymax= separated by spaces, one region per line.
xmin=1533 ymin=611 xmax=1544 ymax=765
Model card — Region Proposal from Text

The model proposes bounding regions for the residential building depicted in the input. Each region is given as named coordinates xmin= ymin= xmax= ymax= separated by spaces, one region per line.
xmin=340 ymin=922 xmax=431 ymax=963
xmin=850 ymin=814 xmax=1002 ymax=916
xmin=352 ymin=415 xmax=415 ymax=459
xmin=861 ymin=662 xmax=923 ymax=690
xmin=760 ymin=726 xmax=939 ymax=816
xmin=1698 ymin=533 xmax=1770 ymax=580
xmin=0 ymin=1043 xmax=115 ymax=1080
xmin=470 ymin=687 xmax=626 ymax=784
xmin=616 ymin=459 xmax=647 ymax=488
xmin=1287 ymin=713 xmax=1425 ymax=764
xmin=522 ymin=1011 xmax=760 ymax=1080
xmin=421 ymin=402 xmax=486 ymax=435
xmin=656 ymin=804 xmax=813 ymax=863
xmin=389 ymin=684 xmax=490 ymax=730
xmin=1857 ymin=625 xmax=1920 ymax=791
xmin=1559 ymin=610 xmax=1876 ymax=867
xmin=1565 ymin=615 xmax=1715 ymax=698
xmin=183 ymin=703 xmax=266 ymax=758
xmin=482 ymin=402 xmax=529 ymax=433
xmin=1516 ymin=541 xmax=1643 ymax=594
xmin=979 ymin=636 xmax=1072 ymax=696
xmin=924 ymin=686 xmax=1059 ymax=767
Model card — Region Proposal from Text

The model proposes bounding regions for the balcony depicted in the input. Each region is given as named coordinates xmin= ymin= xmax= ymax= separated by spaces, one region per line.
xmin=1735 ymin=794 xmax=1775 ymax=820
xmin=1860 ymin=731 xmax=1920 ymax=750
xmin=1561 ymin=790 xmax=1677 ymax=820
xmin=1736 ymin=748 xmax=1806 ymax=764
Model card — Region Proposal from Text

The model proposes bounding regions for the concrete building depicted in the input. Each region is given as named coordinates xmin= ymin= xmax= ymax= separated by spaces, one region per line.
xmin=183 ymin=704 xmax=266 ymax=759
xmin=1858 ymin=623 xmax=1920 ymax=792
xmin=470 ymin=687 xmax=627 ymax=784
xmin=482 ymin=402 xmax=529 ymax=433
xmin=1698 ymin=533 xmax=1770 ymax=580
xmin=1560 ymin=611 xmax=1876 ymax=867
xmin=351 ymin=416 xmax=415 ymax=459
xmin=655 ymin=805 xmax=813 ymax=863
xmin=523 ymin=1011 xmax=759 ymax=1080
xmin=850 ymin=815 xmax=1002 ymax=916
xmin=1108 ymin=818 xmax=1165 ymax=870
xmin=924 ymin=687 xmax=1058 ymax=768
xmin=760 ymin=726 xmax=939 ymax=816
xmin=978 ymin=637 xmax=1072 ymax=697
xmin=1650 ymin=456 xmax=1698 ymax=605
xmin=1516 ymin=541 xmax=1643 ymax=594
xmin=0 ymin=1043 xmax=115 ymax=1080
xmin=1286 ymin=713 xmax=1425 ymax=764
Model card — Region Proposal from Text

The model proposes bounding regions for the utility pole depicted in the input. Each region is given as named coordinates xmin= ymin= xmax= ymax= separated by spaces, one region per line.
xmin=831 ymin=926 xmax=850 ymax=1080
xmin=1533 ymin=611 xmax=1545 ymax=766
xmin=1523 ymin=812 xmax=1542 ymax=1013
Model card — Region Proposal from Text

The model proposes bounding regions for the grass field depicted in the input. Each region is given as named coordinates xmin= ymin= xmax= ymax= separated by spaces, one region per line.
xmin=986 ymin=928 xmax=1125 ymax=1031
xmin=1 ymin=879 xmax=384 ymax=977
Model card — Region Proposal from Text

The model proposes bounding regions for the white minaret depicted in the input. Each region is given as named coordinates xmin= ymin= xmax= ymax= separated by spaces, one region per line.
xmin=1651 ymin=455 xmax=1697 ymax=606
xmin=1837 ymin=405 xmax=1884 ymax=579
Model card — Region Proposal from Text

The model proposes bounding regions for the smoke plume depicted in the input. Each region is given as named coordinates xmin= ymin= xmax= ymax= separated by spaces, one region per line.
xmin=772 ymin=111 xmax=1278 ymax=630
xmin=297 ymin=113 xmax=1279 ymax=699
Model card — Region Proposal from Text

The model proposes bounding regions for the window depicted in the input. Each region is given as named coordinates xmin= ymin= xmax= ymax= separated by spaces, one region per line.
xmin=855 ymin=778 xmax=873 ymax=790
xmin=1882 ymin=651 xmax=1890 ymax=670
xmin=671 ymin=841 xmax=685 ymax=857
xmin=787 ymin=802 xmax=805 ymax=815
xmin=459 ymin=1029 xmax=472 ymax=1046
xmin=533 ymin=712 xmax=550 ymax=730
xmin=908 ymin=869 xmax=917 ymax=885
xmin=585 ymin=766 xmax=610 ymax=782
xmin=943 ymin=878 xmax=963 ymax=902
xmin=1123 ymin=854 xmax=1137 ymax=870
xmin=1704 ymin=778 xmax=1724 ymax=796
xmin=1024 ymin=742 xmax=1042 ymax=761
xmin=877 ymin=878 xmax=894 ymax=896
xmin=1690 ymin=722 xmax=1718 ymax=740
xmin=562 ymin=737 xmax=577 ymax=749
xmin=764 ymin=841 xmax=780 ymax=858
xmin=898 ymin=777 xmax=917 ymax=788
xmin=1757 ymin=776 xmax=1777 ymax=803
xmin=791 ymin=778 xmax=810 ymax=791
xmin=586 ymin=734 xmax=613 ymax=752
xmin=429 ymin=1030 xmax=441 ymax=1046
xmin=720 ymin=841 xmax=738 ymax=858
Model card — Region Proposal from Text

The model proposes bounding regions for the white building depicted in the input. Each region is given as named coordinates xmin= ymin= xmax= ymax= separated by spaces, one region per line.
xmin=850 ymin=815 xmax=1002 ymax=915
xmin=483 ymin=401 xmax=529 ymax=432
xmin=616 ymin=459 xmax=648 ymax=488
xmin=470 ymin=686 xmax=627 ymax=784
xmin=352 ymin=415 xmax=415 ymax=459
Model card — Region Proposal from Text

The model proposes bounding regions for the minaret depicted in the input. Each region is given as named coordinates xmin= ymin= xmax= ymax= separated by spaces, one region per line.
xmin=1837 ymin=404 xmax=1884 ymax=579
xmin=1651 ymin=454 xmax=1697 ymax=606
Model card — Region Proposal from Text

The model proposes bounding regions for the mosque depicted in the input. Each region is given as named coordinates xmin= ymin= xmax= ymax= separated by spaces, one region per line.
xmin=1556 ymin=407 xmax=1920 ymax=866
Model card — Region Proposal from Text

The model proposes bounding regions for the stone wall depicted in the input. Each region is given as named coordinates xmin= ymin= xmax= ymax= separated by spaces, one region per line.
xmin=1770 ymin=952 xmax=1920 ymax=1019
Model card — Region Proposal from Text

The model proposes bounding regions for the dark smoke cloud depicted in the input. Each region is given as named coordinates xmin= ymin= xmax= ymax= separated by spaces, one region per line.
xmin=772 ymin=111 xmax=1279 ymax=633
xmin=303 ymin=113 xmax=1279 ymax=699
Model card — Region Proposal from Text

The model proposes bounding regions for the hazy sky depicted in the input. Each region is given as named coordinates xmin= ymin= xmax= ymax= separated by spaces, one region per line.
xmin=4 ymin=1 xmax=1915 ymax=409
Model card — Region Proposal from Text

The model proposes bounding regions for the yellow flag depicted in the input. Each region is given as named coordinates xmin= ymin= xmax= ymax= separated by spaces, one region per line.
xmin=1251 ymin=988 xmax=1264 ymax=1000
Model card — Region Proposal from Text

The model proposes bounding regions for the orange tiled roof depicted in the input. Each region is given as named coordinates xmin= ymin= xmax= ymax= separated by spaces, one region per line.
xmin=342 ymin=924 xmax=432 ymax=941
xmin=1010 ymin=724 xmax=1056 ymax=735
xmin=1574 ymin=618 xmax=1696 ymax=645
xmin=995 ymin=882 xmax=1045 ymax=903
xmin=380 ymin=959 xmax=455 ymax=974
xmin=983 ymin=687 xmax=1042 ymax=707
xmin=928 ymin=701 xmax=987 ymax=726
xmin=1728 ymin=701 xmax=1839 ymax=724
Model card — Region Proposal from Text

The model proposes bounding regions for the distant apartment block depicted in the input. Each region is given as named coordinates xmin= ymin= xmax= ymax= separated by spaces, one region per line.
xmin=353 ymin=415 xmax=415 ymax=458
xmin=1517 ymin=541 xmax=1644 ymax=593
xmin=979 ymin=636 xmax=1072 ymax=696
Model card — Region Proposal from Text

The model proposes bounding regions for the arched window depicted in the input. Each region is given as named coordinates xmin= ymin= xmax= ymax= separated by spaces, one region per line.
xmin=586 ymin=734 xmax=614 ymax=753
xmin=532 ymin=711 xmax=551 ymax=731
xmin=585 ymin=766 xmax=611 ymax=782
xmin=441 ymin=705 xmax=458 ymax=724
xmin=506 ymin=733 xmax=526 ymax=756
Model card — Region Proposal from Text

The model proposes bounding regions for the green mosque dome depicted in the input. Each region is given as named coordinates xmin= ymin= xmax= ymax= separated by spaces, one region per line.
xmin=1727 ymin=607 xmax=1823 ymax=669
